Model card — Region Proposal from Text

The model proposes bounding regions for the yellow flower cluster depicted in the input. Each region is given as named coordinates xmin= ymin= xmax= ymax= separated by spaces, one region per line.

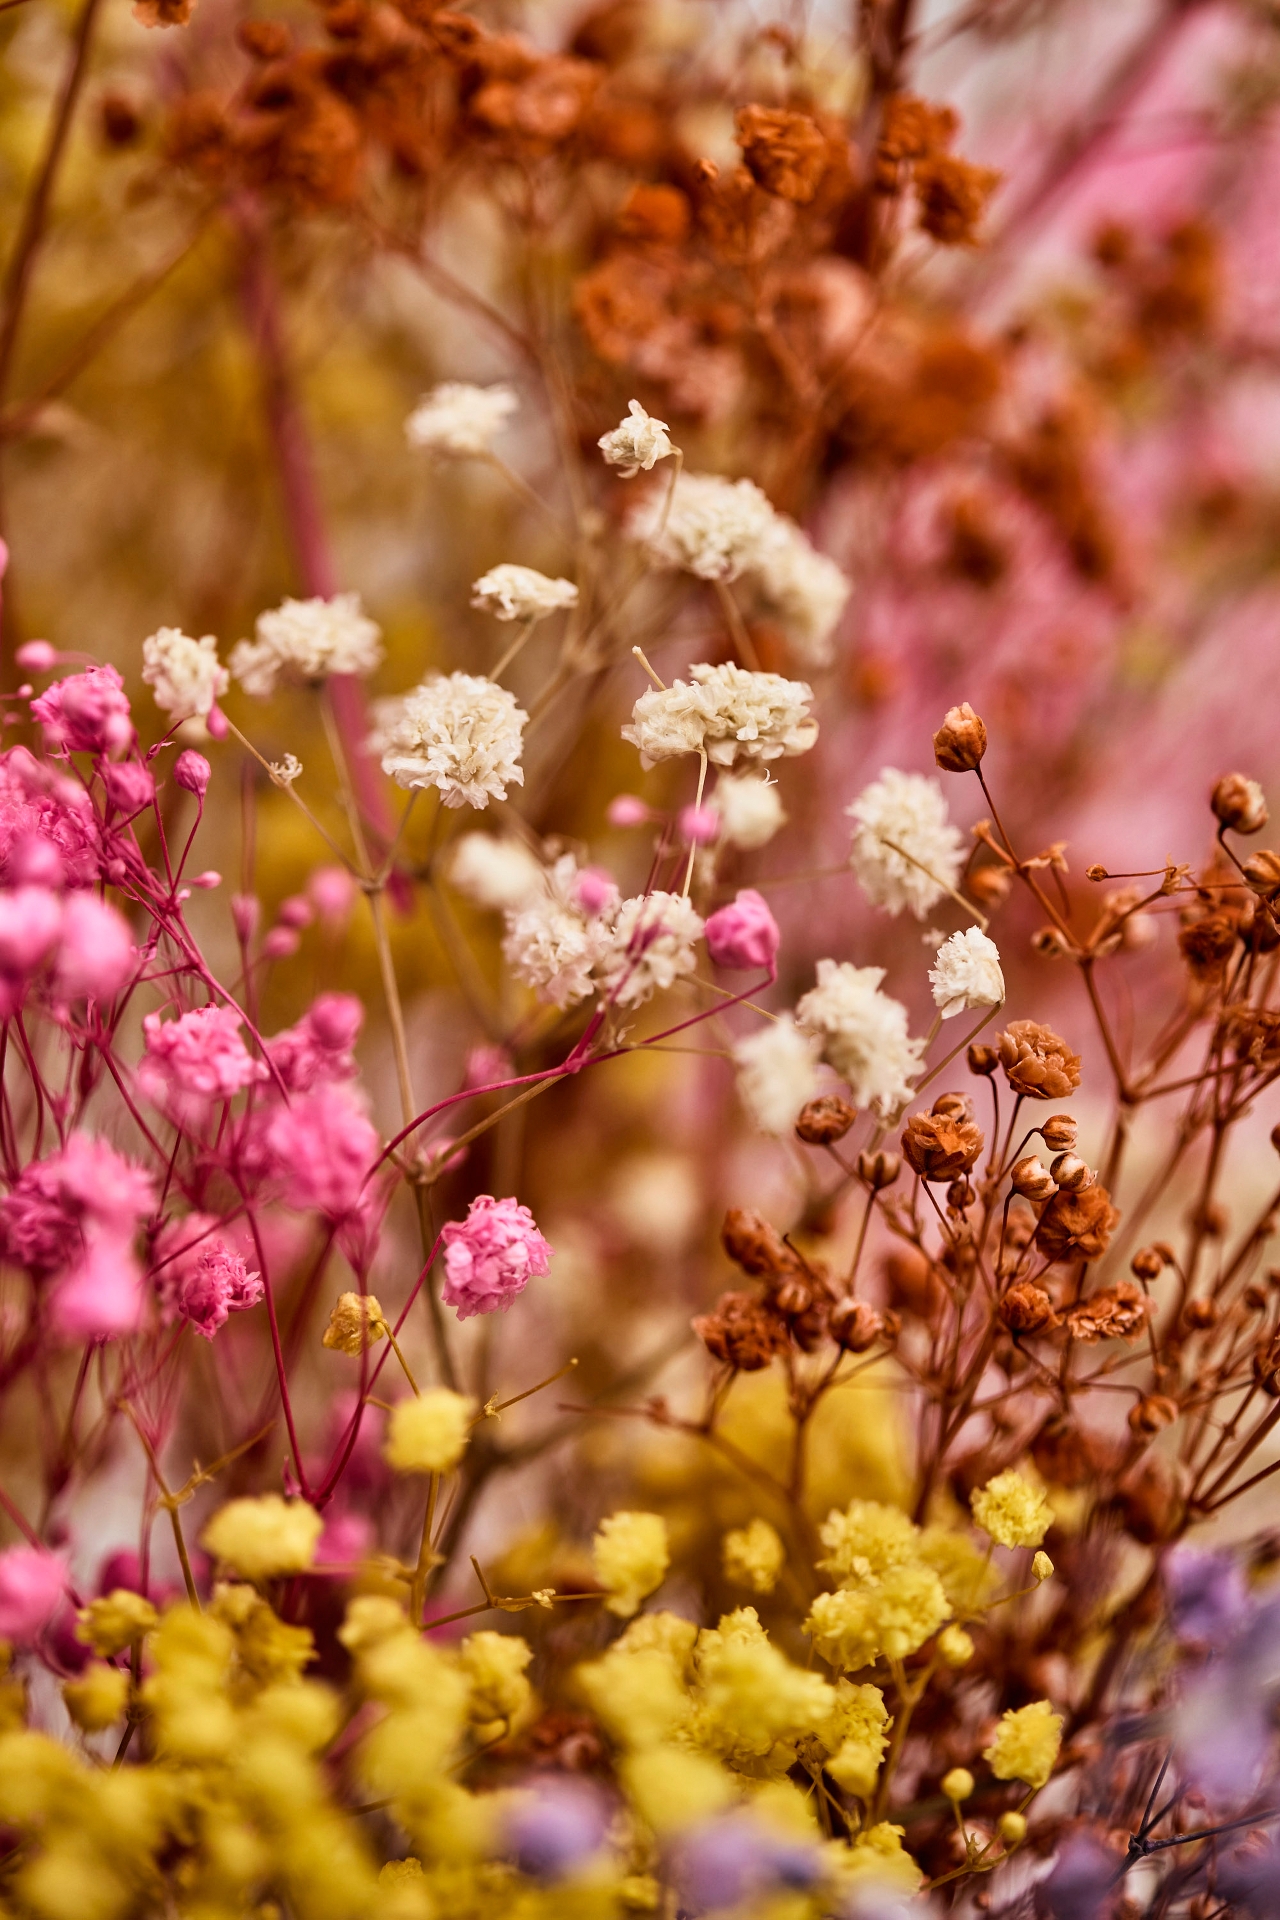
xmin=721 ymin=1517 xmax=785 ymax=1594
xmin=804 ymin=1498 xmax=952 ymax=1671
xmin=984 ymin=1699 xmax=1064 ymax=1788
xmin=201 ymin=1495 xmax=324 ymax=1581
xmin=970 ymin=1470 xmax=1054 ymax=1549
xmin=591 ymin=1510 xmax=670 ymax=1618
xmin=383 ymin=1388 xmax=475 ymax=1475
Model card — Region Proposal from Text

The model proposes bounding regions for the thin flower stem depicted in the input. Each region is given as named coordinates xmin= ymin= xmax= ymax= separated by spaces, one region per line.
xmin=682 ymin=749 xmax=709 ymax=899
xmin=712 ymin=579 xmax=761 ymax=670
xmin=490 ymin=617 xmax=538 ymax=684
xmin=223 ymin=717 xmax=354 ymax=869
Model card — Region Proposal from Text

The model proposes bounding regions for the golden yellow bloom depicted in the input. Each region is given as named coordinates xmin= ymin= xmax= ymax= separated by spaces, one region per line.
xmin=338 ymin=1595 xmax=409 ymax=1654
xmin=459 ymin=1631 xmax=532 ymax=1724
xmin=843 ymin=1821 xmax=923 ymax=1891
xmin=1033 ymin=1550 xmax=1054 ymax=1582
xmin=936 ymin=1623 xmax=976 ymax=1668
xmin=971 ymin=1470 xmax=1053 ymax=1549
xmin=201 ymin=1494 xmax=324 ymax=1580
xmin=984 ymin=1699 xmax=1063 ymax=1788
xmin=818 ymin=1499 xmax=920 ymax=1584
xmin=693 ymin=1608 xmax=835 ymax=1761
xmin=805 ymin=1563 xmax=950 ymax=1671
xmin=62 ymin=1664 xmax=129 ymax=1733
xmin=615 ymin=1609 xmax=698 ymax=1677
xmin=576 ymin=1645 xmax=690 ymax=1748
xmin=322 ymin=1290 xmax=386 ymax=1354
xmin=823 ymin=1682 xmax=891 ymax=1798
xmin=942 ymin=1766 xmax=974 ymax=1801
xmin=619 ymin=1746 xmax=734 ymax=1834
xmin=592 ymin=1511 xmax=669 ymax=1618
xmin=75 ymin=1589 xmax=157 ymax=1658
xmin=383 ymin=1389 xmax=474 ymax=1475
xmin=999 ymin=1810 xmax=1028 ymax=1845
xmin=721 ymin=1517 xmax=785 ymax=1594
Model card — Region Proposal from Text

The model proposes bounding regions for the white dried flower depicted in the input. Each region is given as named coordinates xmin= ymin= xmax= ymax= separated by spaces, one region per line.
xmin=449 ymin=833 xmax=546 ymax=913
xmin=405 ymin=382 xmax=517 ymax=457
xmin=269 ymin=754 xmax=303 ymax=786
xmin=596 ymin=891 xmax=704 ymax=1008
xmin=142 ymin=627 xmax=229 ymax=722
xmin=753 ymin=527 xmax=851 ymax=669
xmin=796 ymin=960 xmax=923 ymax=1115
xmin=847 ymin=769 xmax=964 ymax=919
xmin=229 ymin=594 xmax=383 ymax=698
xmin=929 ymin=927 xmax=1005 ymax=1019
xmin=710 ymin=773 xmax=787 ymax=850
xmin=471 ymin=565 xmax=579 ymax=623
xmin=371 ymin=672 xmax=526 ymax=810
xmin=503 ymin=898 xmax=602 ymax=1008
xmin=622 ymin=662 xmax=817 ymax=770
xmin=628 ymin=472 xmax=784 ymax=582
xmin=733 ymin=1016 xmax=822 ymax=1136
xmin=598 ymin=400 xmax=675 ymax=477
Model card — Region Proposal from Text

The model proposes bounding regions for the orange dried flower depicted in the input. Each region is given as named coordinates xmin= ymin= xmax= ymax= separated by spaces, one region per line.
xmin=132 ymin=0 xmax=195 ymax=28
xmin=721 ymin=1209 xmax=802 ymax=1280
xmin=874 ymin=94 xmax=957 ymax=190
xmin=902 ymin=1111 xmax=984 ymax=1182
xmin=1037 ymin=1186 xmax=1120 ymax=1265
xmin=697 ymin=164 xmax=794 ymax=267
xmin=692 ymin=1290 xmax=789 ymax=1371
xmin=615 ymin=183 xmax=691 ymax=247
xmin=997 ymin=1021 xmax=1082 ymax=1101
xmin=1129 ymin=1394 xmax=1178 ymax=1436
xmin=795 ymin=1094 xmax=857 ymax=1145
xmin=1063 ymin=1278 xmax=1148 ymax=1342
xmin=1000 ymin=1281 xmax=1059 ymax=1334
xmin=735 ymin=105 xmax=830 ymax=204
xmin=830 ymin=1298 xmax=889 ymax=1352
xmin=1178 ymin=911 xmax=1237 ymax=981
xmin=932 ymin=701 xmax=987 ymax=773
xmin=914 ymin=153 xmax=1000 ymax=246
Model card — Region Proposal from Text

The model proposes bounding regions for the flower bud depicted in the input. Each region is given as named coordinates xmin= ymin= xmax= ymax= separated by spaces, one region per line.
xmin=937 ymin=1624 xmax=974 ymax=1668
xmin=1011 ymin=1155 xmax=1055 ymax=1202
xmin=932 ymin=702 xmax=987 ymax=773
xmin=277 ymin=894 xmax=314 ymax=930
xmin=829 ymin=1297 xmax=884 ymax=1353
xmin=1031 ymin=925 xmax=1070 ymax=957
xmin=606 ymin=794 xmax=649 ymax=827
xmin=1212 ymin=772 xmax=1268 ymax=834
xmin=1050 ymin=1152 xmax=1093 ymax=1193
xmin=678 ymin=804 xmax=720 ymax=846
xmin=968 ymin=1042 xmax=998 ymax=1077
xmin=947 ymin=1178 xmax=975 ymax=1211
xmin=191 ymin=870 xmax=221 ymax=889
xmin=1032 ymin=1550 xmax=1053 ymax=1582
xmin=15 ymin=640 xmax=56 ymax=673
xmin=1183 ymin=1296 xmax=1217 ymax=1331
xmin=263 ymin=926 xmax=299 ymax=960
xmin=230 ymin=893 xmax=260 ymax=944
xmin=1131 ymin=1246 xmax=1165 ymax=1280
xmin=1040 ymin=1113 xmax=1077 ymax=1152
xmin=857 ymin=1149 xmax=901 ymax=1190
xmin=173 ymin=749 xmax=211 ymax=797
xmin=795 ymin=1094 xmax=857 ymax=1145
xmin=942 ymin=1767 xmax=974 ymax=1802
xmin=773 ymin=1278 xmax=812 ymax=1318
xmin=998 ymin=1812 xmax=1027 ymax=1846
xmin=932 ymin=1091 xmax=974 ymax=1123
xmin=1128 ymin=1394 xmax=1178 ymax=1436
xmin=1244 ymin=849 xmax=1280 ymax=900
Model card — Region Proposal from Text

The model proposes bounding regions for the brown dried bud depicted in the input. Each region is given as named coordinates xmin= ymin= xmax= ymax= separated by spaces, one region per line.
xmin=1244 ymin=1283 xmax=1268 ymax=1312
xmin=1211 ymin=772 xmax=1268 ymax=835
xmin=795 ymin=1094 xmax=857 ymax=1145
xmin=1032 ymin=1415 xmax=1100 ymax=1489
xmin=721 ymin=1209 xmax=801 ymax=1279
xmin=1183 ymin=1296 xmax=1218 ymax=1331
xmin=830 ymin=1297 xmax=885 ymax=1352
xmin=1031 ymin=926 xmax=1070 ymax=958
xmin=1086 ymin=864 xmax=1109 ymax=882
xmin=1050 ymin=1152 xmax=1094 ymax=1194
xmin=791 ymin=1303 xmax=830 ymax=1352
xmin=997 ymin=1021 xmax=1082 ymax=1100
xmin=932 ymin=1091 xmax=975 ymax=1123
xmin=1255 ymin=1335 xmax=1280 ymax=1395
xmin=902 ymin=1111 xmax=984 ymax=1182
xmin=1129 ymin=1394 xmax=1179 ymax=1436
xmin=1010 ymin=1154 xmax=1056 ymax=1202
xmin=734 ymin=104 xmax=829 ymax=203
xmin=1244 ymin=849 xmax=1280 ymax=900
xmin=1000 ymin=1281 xmax=1059 ymax=1333
xmin=947 ymin=1178 xmax=976 ymax=1211
xmin=1179 ymin=912 xmax=1237 ymax=980
xmin=100 ymin=92 xmax=143 ymax=146
xmin=322 ymin=1291 xmax=386 ymax=1355
xmin=966 ymin=865 xmax=1012 ymax=909
xmin=883 ymin=1246 xmax=941 ymax=1318
xmin=968 ymin=1042 xmax=999 ymax=1077
xmin=693 ymin=1291 xmax=790 ymax=1371
xmin=1064 ymin=1278 xmax=1148 ymax=1342
xmin=932 ymin=701 xmax=988 ymax=773
xmin=857 ymin=1149 xmax=901 ymax=1190
xmin=1036 ymin=1184 xmax=1120 ymax=1264
xmin=1118 ymin=1456 xmax=1184 ymax=1544
xmin=1041 ymin=1113 xmax=1077 ymax=1152
xmin=773 ymin=1278 xmax=812 ymax=1317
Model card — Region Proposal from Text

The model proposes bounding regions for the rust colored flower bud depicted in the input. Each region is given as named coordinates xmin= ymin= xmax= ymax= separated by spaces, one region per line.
xmin=773 ymin=1278 xmax=812 ymax=1318
xmin=1036 ymin=1184 xmax=1120 ymax=1265
xmin=1244 ymin=849 xmax=1280 ymax=899
xmin=1000 ymin=1281 xmax=1059 ymax=1333
xmin=830 ymin=1297 xmax=885 ymax=1352
xmin=932 ymin=701 xmax=988 ymax=773
xmin=1183 ymin=1297 xmax=1218 ymax=1331
xmin=997 ymin=1021 xmax=1082 ymax=1100
xmin=1179 ymin=912 xmax=1237 ymax=980
xmin=1064 ymin=1277 xmax=1147 ymax=1341
xmin=693 ymin=1291 xmax=790 ymax=1371
xmin=1244 ymin=1283 xmax=1268 ymax=1312
xmin=1041 ymin=1113 xmax=1077 ymax=1152
xmin=947 ymin=1177 xmax=976 ymax=1210
xmin=795 ymin=1094 xmax=858 ymax=1145
xmin=1011 ymin=1154 xmax=1056 ymax=1201
xmin=1129 ymin=1394 xmax=1178 ymax=1436
xmin=902 ymin=1111 xmax=984 ymax=1182
xmin=1050 ymin=1152 xmax=1094 ymax=1193
xmin=857 ymin=1149 xmax=901 ymax=1190
xmin=932 ymin=1091 xmax=975 ymax=1123
xmin=721 ymin=1209 xmax=801 ymax=1278
xmin=1032 ymin=1415 xmax=1098 ymax=1488
xmin=1031 ymin=925 xmax=1070 ymax=957
xmin=968 ymin=1042 xmax=999 ymax=1077
xmin=967 ymin=864 xmax=1012 ymax=909
xmin=1212 ymin=772 xmax=1268 ymax=835
xmin=1086 ymin=864 xmax=1109 ymax=882
xmin=792 ymin=1303 xmax=830 ymax=1352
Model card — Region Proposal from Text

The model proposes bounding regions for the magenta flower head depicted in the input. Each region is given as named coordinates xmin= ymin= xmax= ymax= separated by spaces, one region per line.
xmin=574 ymin=866 xmax=619 ymax=916
xmin=102 ymin=763 xmax=155 ymax=814
xmin=440 ymin=1194 xmax=552 ymax=1321
xmin=173 ymin=749 xmax=212 ymax=798
xmin=55 ymin=894 xmax=135 ymax=1003
xmin=0 ymin=1546 xmax=67 ymax=1644
xmin=30 ymin=664 xmax=132 ymax=758
xmin=703 ymin=888 xmax=780 ymax=972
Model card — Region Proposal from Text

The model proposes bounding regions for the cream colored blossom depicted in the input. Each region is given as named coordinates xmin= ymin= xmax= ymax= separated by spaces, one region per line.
xmin=629 ymin=472 xmax=783 ymax=581
xmin=405 ymin=382 xmax=517 ymax=456
xmin=470 ymin=565 xmax=579 ymax=623
xmin=503 ymin=892 xmax=604 ymax=1007
xmin=593 ymin=1510 xmax=670 ymax=1618
xmin=796 ymin=961 xmax=923 ymax=1115
xmin=711 ymin=772 xmax=786 ymax=849
xmin=372 ymin=672 xmax=526 ymax=809
xmin=596 ymin=891 xmax=704 ymax=1007
xmin=622 ymin=662 xmax=817 ymax=770
xmin=142 ymin=627 xmax=228 ymax=721
xmin=818 ymin=1500 xmax=921 ymax=1585
xmin=930 ymin=926 xmax=1005 ymax=1018
xmin=383 ymin=1390 xmax=475 ymax=1475
xmin=599 ymin=400 xmax=675 ymax=476
xmin=230 ymin=594 xmax=383 ymax=696
xmin=732 ymin=1016 xmax=822 ymax=1136
xmin=450 ymin=833 xmax=546 ymax=913
xmin=847 ymin=769 xmax=965 ymax=919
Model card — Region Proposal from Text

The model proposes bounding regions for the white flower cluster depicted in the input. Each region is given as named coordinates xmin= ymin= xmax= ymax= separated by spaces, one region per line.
xmin=847 ymin=769 xmax=964 ymax=919
xmin=371 ymin=672 xmax=526 ymax=809
xmin=471 ymin=565 xmax=579 ymax=623
xmin=929 ymin=927 xmax=1005 ymax=1019
xmin=628 ymin=471 xmax=851 ymax=664
xmin=710 ymin=772 xmax=787 ymax=850
xmin=449 ymin=833 xmax=546 ymax=913
xmin=141 ymin=627 xmax=228 ymax=722
xmin=596 ymin=891 xmax=704 ymax=1008
xmin=733 ymin=1015 xmax=822 ymax=1136
xmin=501 ymin=867 xmax=703 ymax=1011
xmin=623 ymin=662 xmax=817 ymax=770
xmin=405 ymin=382 xmax=517 ymax=457
xmin=796 ymin=960 xmax=923 ymax=1115
xmin=598 ymin=400 xmax=675 ymax=478
xmin=230 ymin=594 xmax=383 ymax=698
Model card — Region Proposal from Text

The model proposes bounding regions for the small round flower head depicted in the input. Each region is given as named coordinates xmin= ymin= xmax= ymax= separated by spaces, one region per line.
xmin=598 ymin=399 xmax=675 ymax=477
xmin=54 ymin=893 xmax=134 ymax=1003
xmin=201 ymin=1494 xmax=324 ymax=1580
xmin=704 ymin=889 xmax=779 ymax=971
xmin=936 ymin=1623 xmax=975 ymax=1667
xmin=722 ymin=1518 xmax=785 ymax=1594
xmin=804 ymin=1564 xmax=950 ymax=1671
xmin=933 ymin=701 xmax=988 ymax=772
xmin=796 ymin=961 xmax=924 ymax=1115
xmin=461 ymin=1629 xmax=533 ymax=1724
xmin=383 ymin=1388 xmax=474 ymax=1474
xmin=732 ymin=1015 xmax=822 ymax=1136
xmin=173 ymin=748 xmax=211 ymax=797
xmin=971 ymin=1470 xmax=1053 ymax=1548
xmin=77 ymin=1588 xmax=158 ymax=1657
xmin=440 ymin=1193 xmax=553 ymax=1321
xmin=847 ymin=769 xmax=965 ymax=919
xmin=593 ymin=1510 xmax=670 ymax=1617
xmin=63 ymin=1661 xmax=130 ymax=1732
xmin=942 ymin=1767 xmax=974 ymax=1802
xmin=503 ymin=894 xmax=604 ymax=1007
xmin=983 ymin=1699 xmax=1063 ymax=1788
xmin=818 ymin=1500 xmax=921 ymax=1585
xmin=929 ymin=926 xmax=1005 ymax=1018
xmin=710 ymin=772 xmax=786 ymax=849
xmin=470 ymin=564 xmax=579 ymax=623
xmin=629 ymin=471 xmax=782 ymax=582
xmin=623 ymin=662 xmax=817 ymax=770
xmin=0 ymin=1546 xmax=66 ymax=1643
xmin=139 ymin=1004 xmax=266 ymax=1108
xmin=264 ymin=1084 xmax=380 ymax=1219
xmin=141 ymin=627 xmax=228 ymax=721
xmin=405 ymin=381 xmax=517 ymax=456
xmin=596 ymin=891 xmax=704 ymax=1007
xmin=372 ymin=672 xmax=526 ymax=809
xmin=1033 ymin=1550 xmax=1054 ymax=1582
xmin=31 ymin=664 xmax=132 ymax=758
xmin=230 ymin=593 xmax=383 ymax=698
xmin=322 ymin=1291 xmax=386 ymax=1355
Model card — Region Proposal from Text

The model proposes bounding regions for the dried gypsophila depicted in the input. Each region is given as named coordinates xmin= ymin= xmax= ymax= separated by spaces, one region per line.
xmin=622 ymin=662 xmax=816 ymax=770
xmin=405 ymin=382 xmax=517 ymax=457
xmin=598 ymin=400 xmax=674 ymax=477
xmin=371 ymin=673 xmax=526 ymax=809
xmin=470 ymin=566 xmax=579 ymax=623
xmin=230 ymin=594 xmax=383 ymax=697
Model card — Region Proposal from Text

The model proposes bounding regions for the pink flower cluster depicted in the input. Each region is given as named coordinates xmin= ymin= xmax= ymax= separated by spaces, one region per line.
xmin=30 ymin=663 xmax=133 ymax=759
xmin=138 ymin=1004 xmax=267 ymax=1115
xmin=0 ymin=1547 xmax=67 ymax=1645
xmin=704 ymin=889 xmax=780 ymax=972
xmin=1 ymin=1134 xmax=155 ymax=1338
xmin=0 ymin=886 xmax=134 ymax=1013
xmin=0 ymin=748 xmax=101 ymax=888
xmin=266 ymin=992 xmax=363 ymax=1092
xmin=151 ymin=1214 xmax=263 ymax=1339
xmin=440 ymin=1194 xmax=553 ymax=1321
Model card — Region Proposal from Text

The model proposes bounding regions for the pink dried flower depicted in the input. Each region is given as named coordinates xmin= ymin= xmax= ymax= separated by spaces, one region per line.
xmin=55 ymin=1134 xmax=154 ymax=1236
xmin=31 ymin=664 xmax=132 ymax=758
xmin=277 ymin=895 xmax=314 ymax=929
xmin=574 ymin=866 xmax=620 ymax=915
xmin=14 ymin=640 xmax=55 ymax=673
xmin=679 ymin=804 xmax=721 ymax=846
xmin=54 ymin=894 xmax=134 ymax=1002
xmin=309 ymin=864 xmax=358 ymax=925
xmin=173 ymin=749 xmax=211 ymax=797
xmin=465 ymin=1043 xmax=513 ymax=1090
xmin=102 ymin=763 xmax=155 ymax=813
xmin=704 ymin=889 xmax=781 ymax=972
xmin=265 ymin=1083 xmax=380 ymax=1219
xmin=1 ymin=1160 xmax=82 ymax=1277
xmin=0 ymin=1547 xmax=66 ymax=1643
xmin=263 ymin=927 xmax=299 ymax=960
xmin=139 ymin=1004 xmax=266 ymax=1107
xmin=0 ymin=749 xmax=100 ymax=889
xmin=51 ymin=1232 xmax=145 ymax=1340
xmin=440 ymin=1193 xmax=553 ymax=1321
xmin=606 ymin=794 xmax=650 ymax=827
xmin=267 ymin=993 xmax=362 ymax=1092
xmin=151 ymin=1214 xmax=263 ymax=1337
xmin=0 ymin=887 xmax=63 ymax=997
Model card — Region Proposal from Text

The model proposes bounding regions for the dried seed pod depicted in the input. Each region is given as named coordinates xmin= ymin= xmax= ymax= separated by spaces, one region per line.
xmin=830 ymin=1297 xmax=885 ymax=1352
xmin=1130 ymin=1247 xmax=1165 ymax=1280
xmin=1031 ymin=925 xmax=1070 ymax=957
xmin=1032 ymin=1415 xmax=1098 ymax=1488
xmin=1010 ymin=1155 xmax=1056 ymax=1202
xmin=692 ymin=1291 xmax=790 ymax=1371
xmin=946 ymin=1177 xmax=976 ymax=1210
xmin=1212 ymin=772 xmax=1268 ymax=835
xmin=1041 ymin=1113 xmax=1077 ymax=1152
xmin=932 ymin=1090 xmax=975 ymax=1123
xmin=932 ymin=701 xmax=988 ymax=772
xmin=857 ymin=1148 xmax=901 ymax=1190
xmin=1064 ymin=1278 xmax=1148 ymax=1341
xmin=1000 ymin=1281 xmax=1059 ymax=1333
xmin=883 ymin=1246 xmax=940 ymax=1317
xmin=1182 ymin=1297 xmax=1218 ymax=1331
xmin=773 ymin=1278 xmax=812 ymax=1318
xmin=1036 ymin=1185 xmax=1120 ymax=1264
xmin=1244 ymin=848 xmax=1280 ymax=899
xmin=795 ymin=1094 xmax=857 ymax=1145
xmin=902 ymin=1111 xmax=984 ymax=1182
xmin=721 ymin=1208 xmax=801 ymax=1278
xmin=791 ymin=1302 xmax=830 ymax=1352
xmin=1129 ymin=1394 xmax=1179 ymax=1436
xmin=1179 ymin=912 xmax=1237 ymax=979
xmin=968 ymin=1042 xmax=999 ymax=1077
xmin=1050 ymin=1152 xmax=1094 ymax=1193
xmin=997 ymin=1021 xmax=1082 ymax=1100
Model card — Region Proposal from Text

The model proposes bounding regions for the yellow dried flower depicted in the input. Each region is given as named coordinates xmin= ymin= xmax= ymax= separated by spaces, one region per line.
xmin=999 ymin=1810 xmax=1028 ymax=1845
xmin=721 ymin=1517 xmax=785 ymax=1594
xmin=693 ymin=1608 xmax=835 ymax=1760
xmin=211 ymin=1585 xmax=314 ymax=1687
xmin=201 ymin=1494 xmax=324 ymax=1580
xmin=817 ymin=1499 xmax=921 ymax=1584
xmin=804 ymin=1563 xmax=950 ymax=1671
xmin=942 ymin=1766 xmax=974 ymax=1801
xmin=937 ymin=1623 xmax=975 ymax=1668
xmin=844 ymin=1821 xmax=923 ymax=1890
xmin=322 ymin=1290 xmax=387 ymax=1354
xmin=919 ymin=1525 xmax=998 ymax=1609
xmin=1033 ymin=1550 xmax=1054 ymax=1582
xmin=75 ymin=1589 xmax=157 ymax=1658
xmin=971 ymin=1470 xmax=1053 ymax=1549
xmin=577 ymin=1645 xmax=691 ymax=1748
xmin=383 ymin=1390 xmax=474 ymax=1475
xmin=619 ymin=1745 xmax=734 ymax=1834
xmin=459 ymin=1631 xmax=532 ymax=1724
xmin=592 ymin=1511 xmax=670 ymax=1618
xmin=984 ymin=1699 xmax=1063 ymax=1788
xmin=62 ymin=1663 xmax=129 ymax=1733
xmin=338 ymin=1595 xmax=409 ymax=1654
xmin=824 ymin=1683 xmax=891 ymax=1798
xmin=615 ymin=1609 xmax=698 ymax=1678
